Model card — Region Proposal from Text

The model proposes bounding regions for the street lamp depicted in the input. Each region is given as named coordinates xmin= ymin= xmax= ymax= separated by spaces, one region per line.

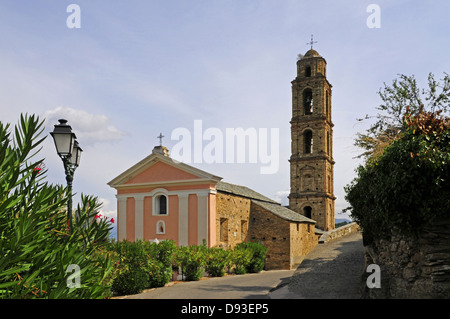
xmin=50 ymin=119 xmax=82 ymax=230
xmin=70 ymin=140 xmax=83 ymax=168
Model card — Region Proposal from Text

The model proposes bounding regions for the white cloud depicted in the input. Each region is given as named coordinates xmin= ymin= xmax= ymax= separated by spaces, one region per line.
xmin=274 ymin=190 xmax=289 ymax=206
xmin=43 ymin=107 xmax=126 ymax=146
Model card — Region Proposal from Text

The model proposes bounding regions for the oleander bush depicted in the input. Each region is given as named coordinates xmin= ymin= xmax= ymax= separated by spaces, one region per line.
xmin=146 ymin=240 xmax=176 ymax=288
xmin=109 ymin=240 xmax=150 ymax=295
xmin=108 ymin=239 xmax=269 ymax=295
xmin=235 ymin=241 xmax=268 ymax=273
xmin=231 ymin=245 xmax=253 ymax=275
xmin=109 ymin=239 xmax=176 ymax=295
xmin=204 ymin=247 xmax=231 ymax=277
xmin=175 ymin=245 xmax=207 ymax=281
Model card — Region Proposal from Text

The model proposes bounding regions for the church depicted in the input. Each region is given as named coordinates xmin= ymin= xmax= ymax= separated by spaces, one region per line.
xmin=108 ymin=47 xmax=335 ymax=270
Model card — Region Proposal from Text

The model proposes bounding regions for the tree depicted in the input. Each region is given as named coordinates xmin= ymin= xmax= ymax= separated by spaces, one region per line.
xmin=0 ymin=114 xmax=114 ymax=298
xmin=345 ymin=97 xmax=450 ymax=244
xmin=355 ymin=72 xmax=450 ymax=160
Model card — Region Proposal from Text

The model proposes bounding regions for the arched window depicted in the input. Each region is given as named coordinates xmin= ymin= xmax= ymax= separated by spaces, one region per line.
xmin=304 ymin=206 xmax=312 ymax=219
xmin=303 ymin=89 xmax=313 ymax=115
xmin=305 ymin=66 xmax=311 ymax=77
xmin=326 ymin=90 xmax=329 ymax=118
xmin=156 ymin=220 xmax=165 ymax=234
xmin=155 ymin=194 xmax=167 ymax=215
xmin=304 ymin=130 xmax=313 ymax=154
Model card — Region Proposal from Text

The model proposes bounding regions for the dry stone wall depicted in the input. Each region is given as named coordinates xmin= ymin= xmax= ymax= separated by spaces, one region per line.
xmin=361 ymin=218 xmax=450 ymax=298
xmin=319 ymin=222 xmax=360 ymax=243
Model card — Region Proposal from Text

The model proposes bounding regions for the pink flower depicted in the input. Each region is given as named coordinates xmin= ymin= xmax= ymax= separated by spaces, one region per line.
xmin=94 ymin=214 xmax=101 ymax=219
xmin=33 ymin=163 xmax=45 ymax=174
xmin=110 ymin=218 xmax=115 ymax=224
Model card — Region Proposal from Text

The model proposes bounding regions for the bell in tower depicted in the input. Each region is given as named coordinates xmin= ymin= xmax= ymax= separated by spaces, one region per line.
xmin=288 ymin=39 xmax=336 ymax=231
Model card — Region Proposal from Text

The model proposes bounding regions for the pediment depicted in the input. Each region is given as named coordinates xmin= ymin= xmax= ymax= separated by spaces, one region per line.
xmin=108 ymin=152 xmax=222 ymax=189
xmin=125 ymin=160 xmax=200 ymax=184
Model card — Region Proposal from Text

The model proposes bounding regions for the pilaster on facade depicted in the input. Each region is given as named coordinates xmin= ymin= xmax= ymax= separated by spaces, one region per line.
xmin=134 ymin=195 xmax=145 ymax=240
xmin=197 ymin=193 xmax=209 ymax=246
xmin=177 ymin=193 xmax=189 ymax=247
xmin=117 ymin=196 xmax=127 ymax=241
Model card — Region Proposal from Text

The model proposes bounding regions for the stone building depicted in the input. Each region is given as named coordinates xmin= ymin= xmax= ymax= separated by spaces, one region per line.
xmin=108 ymin=47 xmax=335 ymax=270
xmin=216 ymin=181 xmax=317 ymax=270
xmin=289 ymin=48 xmax=336 ymax=231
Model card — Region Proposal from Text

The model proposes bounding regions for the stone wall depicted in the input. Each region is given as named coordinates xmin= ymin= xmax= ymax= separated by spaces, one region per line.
xmin=319 ymin=222 xmax=360 ymax=243
xmin=361 ymin=218 xmax=450 ymax=298
xmin=249 ymin=203 xmax=317 ymax=270
xmin=290 ymin=222 xmax=317 ymax=266
xmin=215 ymin=191 xmax=319 ymax=270
xmin=215 ymin=192 xmax=251 ymax=249
xmin=248 ymin=203 xmax=292 ymax=270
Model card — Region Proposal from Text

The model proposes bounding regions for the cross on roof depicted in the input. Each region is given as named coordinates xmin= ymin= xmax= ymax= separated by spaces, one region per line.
xmin=157 ymin=133 xmax=164 ymax=146
xmin=306 ymin=34 xmax=317 ymax=49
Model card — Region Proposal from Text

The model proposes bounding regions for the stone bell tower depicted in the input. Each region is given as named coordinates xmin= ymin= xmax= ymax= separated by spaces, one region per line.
xmin=288 ymin=46 xmax=335 ymax=231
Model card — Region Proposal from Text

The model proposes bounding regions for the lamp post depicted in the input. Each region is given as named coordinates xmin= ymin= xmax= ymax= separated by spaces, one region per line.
xmin=50 ymin=119 xmax=82 ymax=231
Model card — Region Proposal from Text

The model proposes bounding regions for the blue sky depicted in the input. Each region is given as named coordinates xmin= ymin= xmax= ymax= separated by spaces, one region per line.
xmin=1 ymin=1 xmax=449 ymax=228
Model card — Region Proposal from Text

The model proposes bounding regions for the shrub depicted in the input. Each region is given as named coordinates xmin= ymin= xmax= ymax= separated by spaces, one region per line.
xmin=146 ymin=240 xmax=176 ymax=288
xmin=205 ymin=247 xmax=231 ymax=277
xmin=108 ymin=240 xmax=176 ymax=295
xmin=109 ymin=240 xmax=149 ymax=295
xmin=175 ymin=245 xmax=206 ymax=281
xmin=236 ymin=241 xmax=268 ymax=273
xmin=149 ymin=240 xmax=176 ymax=269
xmin=147 ymin=260 xmax=172 ymax=288
xmin=345 ymin=108 xmax=450 ymax=243
xmin=231 ymin=246 xmax=252 ymax=274
xmin=111 ymin=267 xmax=149 ymax=296
xmin=110 ymin=240 xmax=150 ymax=269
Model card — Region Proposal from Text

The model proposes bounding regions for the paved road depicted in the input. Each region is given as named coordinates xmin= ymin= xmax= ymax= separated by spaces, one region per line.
xmin=117 ymin=231 xmax=364 ymax=299
xmin=270 ymin=231 xmax=365 ymax=299
xmin=117 ymin=269 xmax=295 ymax=299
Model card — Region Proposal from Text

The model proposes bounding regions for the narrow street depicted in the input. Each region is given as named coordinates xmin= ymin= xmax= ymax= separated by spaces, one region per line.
xmin=117 ymin=231 xmax=364 ymax=299
xmin=116 ymin=269 xmax=294 ymax=299
xmin=270 ymin=231 xmax=365 ymax=299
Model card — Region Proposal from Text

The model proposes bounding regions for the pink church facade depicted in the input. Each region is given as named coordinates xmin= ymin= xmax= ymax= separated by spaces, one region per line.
xmin=108 ymin=146 xmax=221 ymax=247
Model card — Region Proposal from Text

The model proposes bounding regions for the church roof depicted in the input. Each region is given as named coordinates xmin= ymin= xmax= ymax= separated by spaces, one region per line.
xmin=251 ymin=199 xmax=316 ymax=224
xmin=216 ymin=181 xmax=279 ymax=204
xmin=216 ymin=181 xmax=315 ymax=224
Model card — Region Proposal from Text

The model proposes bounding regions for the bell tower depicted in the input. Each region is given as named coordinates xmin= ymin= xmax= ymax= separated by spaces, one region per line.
xmin=288 ymin=46 xmax=335 ymax=231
